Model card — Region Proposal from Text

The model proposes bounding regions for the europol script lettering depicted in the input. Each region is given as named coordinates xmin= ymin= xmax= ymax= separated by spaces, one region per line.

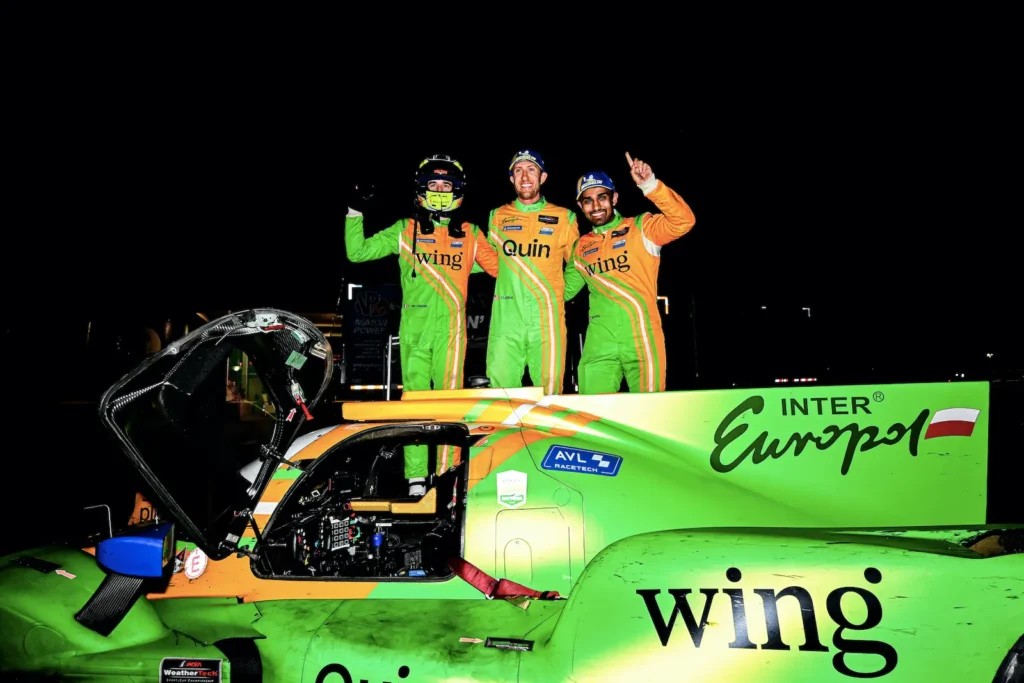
xmin=709 ymin=395 xmax=981 ymax=476
xmin=541 ymin=445 xmax=622 ymax=477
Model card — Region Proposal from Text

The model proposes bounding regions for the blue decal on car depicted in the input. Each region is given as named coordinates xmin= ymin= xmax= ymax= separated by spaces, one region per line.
xmin=541 ymin=445 xmax=622 ymax=477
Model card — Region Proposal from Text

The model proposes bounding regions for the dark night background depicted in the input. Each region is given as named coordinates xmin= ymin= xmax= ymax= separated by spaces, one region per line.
xmin=17 ymin=103 xmax=1018 ymax=388
xmin=2 ymin=54 xmax=1020 ymax=552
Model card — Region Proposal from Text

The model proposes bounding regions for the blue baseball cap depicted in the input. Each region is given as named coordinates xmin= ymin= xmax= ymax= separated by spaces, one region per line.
xmin=576 ymin=171 xmax=616 ymax=200
xmin=508 ymin=149 xmax=546 ymax=175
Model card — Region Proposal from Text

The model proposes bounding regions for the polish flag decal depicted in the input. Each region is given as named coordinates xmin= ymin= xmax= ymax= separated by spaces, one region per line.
xmin=924 ymin=408 xmax=981 ymax=439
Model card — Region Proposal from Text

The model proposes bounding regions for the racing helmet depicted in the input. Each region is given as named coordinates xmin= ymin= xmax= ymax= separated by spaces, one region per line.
xmin=415 ymin=154 xmax=466 ymax=214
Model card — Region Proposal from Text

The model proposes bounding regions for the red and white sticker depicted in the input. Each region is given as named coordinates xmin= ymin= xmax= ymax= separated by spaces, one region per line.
xmin=184 ymin=548 xmax=208 ymax=580
xmin=172 ymin=548 xmax=186 ymax=573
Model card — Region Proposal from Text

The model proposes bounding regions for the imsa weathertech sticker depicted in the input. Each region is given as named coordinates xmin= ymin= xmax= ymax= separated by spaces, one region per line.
xmin=160 ymin=658 xmax=221 ymax=681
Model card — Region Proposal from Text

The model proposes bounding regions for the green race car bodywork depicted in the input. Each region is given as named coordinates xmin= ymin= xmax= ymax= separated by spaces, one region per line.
xmin=2 ymin=309 xmax=1021 ymax=682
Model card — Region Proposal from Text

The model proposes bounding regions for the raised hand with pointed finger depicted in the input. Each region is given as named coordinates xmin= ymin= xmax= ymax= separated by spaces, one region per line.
xmin=625 ymin=152 xmax=653 ymax=185
xmin=568 ymin=150 xmax=695 ymax=395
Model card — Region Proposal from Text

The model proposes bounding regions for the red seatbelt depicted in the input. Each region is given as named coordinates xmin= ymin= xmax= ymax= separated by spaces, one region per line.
xmin=448 ymin=557 xmax=560 ymax=600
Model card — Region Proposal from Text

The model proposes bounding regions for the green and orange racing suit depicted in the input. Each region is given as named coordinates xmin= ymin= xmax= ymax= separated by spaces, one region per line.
xmin=477 ymin=197 xmax=580 ymax=395
xmin=345 ymin=209 xmax=499 ymax=481
xmin=563 ymin=177 xmax=695 ymax=393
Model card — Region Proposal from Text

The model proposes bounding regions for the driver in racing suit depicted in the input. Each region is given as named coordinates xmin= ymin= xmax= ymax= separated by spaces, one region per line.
xmin=564 ymin=152 xmax=696 ymax=393
xmin=345 ymin=155 xmax=499 ymax=495
xmin=477 ymin=149 xmax=580 ymax=395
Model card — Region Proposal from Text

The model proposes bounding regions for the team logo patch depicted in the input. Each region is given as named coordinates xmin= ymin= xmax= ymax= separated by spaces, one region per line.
xmin=451 ymin=241 xmax=463 ymax=248
xmin=539 ymin=227 xmax=554 ymax=235
xmin=611 ymin=226 xmax=630 ymax=237
xmin=503 ymin=225 xmax=523 ymax=231
xmin=613 ymin=239 xmax=626 ymax=249
xmin=538 ymin=215 xmax=559 ymax=224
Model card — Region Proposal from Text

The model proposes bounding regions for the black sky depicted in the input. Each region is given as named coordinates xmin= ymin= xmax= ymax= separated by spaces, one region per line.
xmin=8 ymin=62 xmax=1018 ymax=384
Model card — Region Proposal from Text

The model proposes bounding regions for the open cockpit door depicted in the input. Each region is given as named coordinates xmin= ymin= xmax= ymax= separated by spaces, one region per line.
xmin=98 ymin=309 xmax=333 ymax=560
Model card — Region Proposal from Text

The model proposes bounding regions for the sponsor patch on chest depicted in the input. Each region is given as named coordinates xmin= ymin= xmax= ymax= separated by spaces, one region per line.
xmin=613 ymin=239 xmax=626 ymax=249
xmin=503 ymin=225 xmax=522 ymax=231
xmin=583 ymin=247 xmax=599 ymax=256
xmin=539 ymin=227 xmax=554 ymax=236
xmin=450 ymin=241 xmax=463 ymax=248
xmin=538 ymin=215 xmax=559 ymax=224
xmin=611 ymin=226 xmax=630 ymax=238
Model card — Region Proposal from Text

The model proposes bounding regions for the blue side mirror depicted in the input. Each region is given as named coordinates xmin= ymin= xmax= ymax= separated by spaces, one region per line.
xmin=96 ymin=522 xmax=176 ymax=578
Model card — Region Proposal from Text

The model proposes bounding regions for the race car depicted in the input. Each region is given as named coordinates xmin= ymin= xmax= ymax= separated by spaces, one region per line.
xmin=2 ymin=308 xmax=1021 ymax=682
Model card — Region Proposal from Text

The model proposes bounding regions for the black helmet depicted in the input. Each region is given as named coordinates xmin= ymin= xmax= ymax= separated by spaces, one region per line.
xmin=415 ymin=154 xmax=466 ymax=214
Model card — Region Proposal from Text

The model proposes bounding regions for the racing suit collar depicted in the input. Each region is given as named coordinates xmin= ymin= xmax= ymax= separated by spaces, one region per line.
xmin=591 ymin=210 xmax=624 ymax=235
xmin=514 ymin=196 xmax=548 ymax=212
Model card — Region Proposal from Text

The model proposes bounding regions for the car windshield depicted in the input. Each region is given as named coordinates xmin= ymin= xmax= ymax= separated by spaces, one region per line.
xmin=99 ymin=309 xmax=332 ymax=557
